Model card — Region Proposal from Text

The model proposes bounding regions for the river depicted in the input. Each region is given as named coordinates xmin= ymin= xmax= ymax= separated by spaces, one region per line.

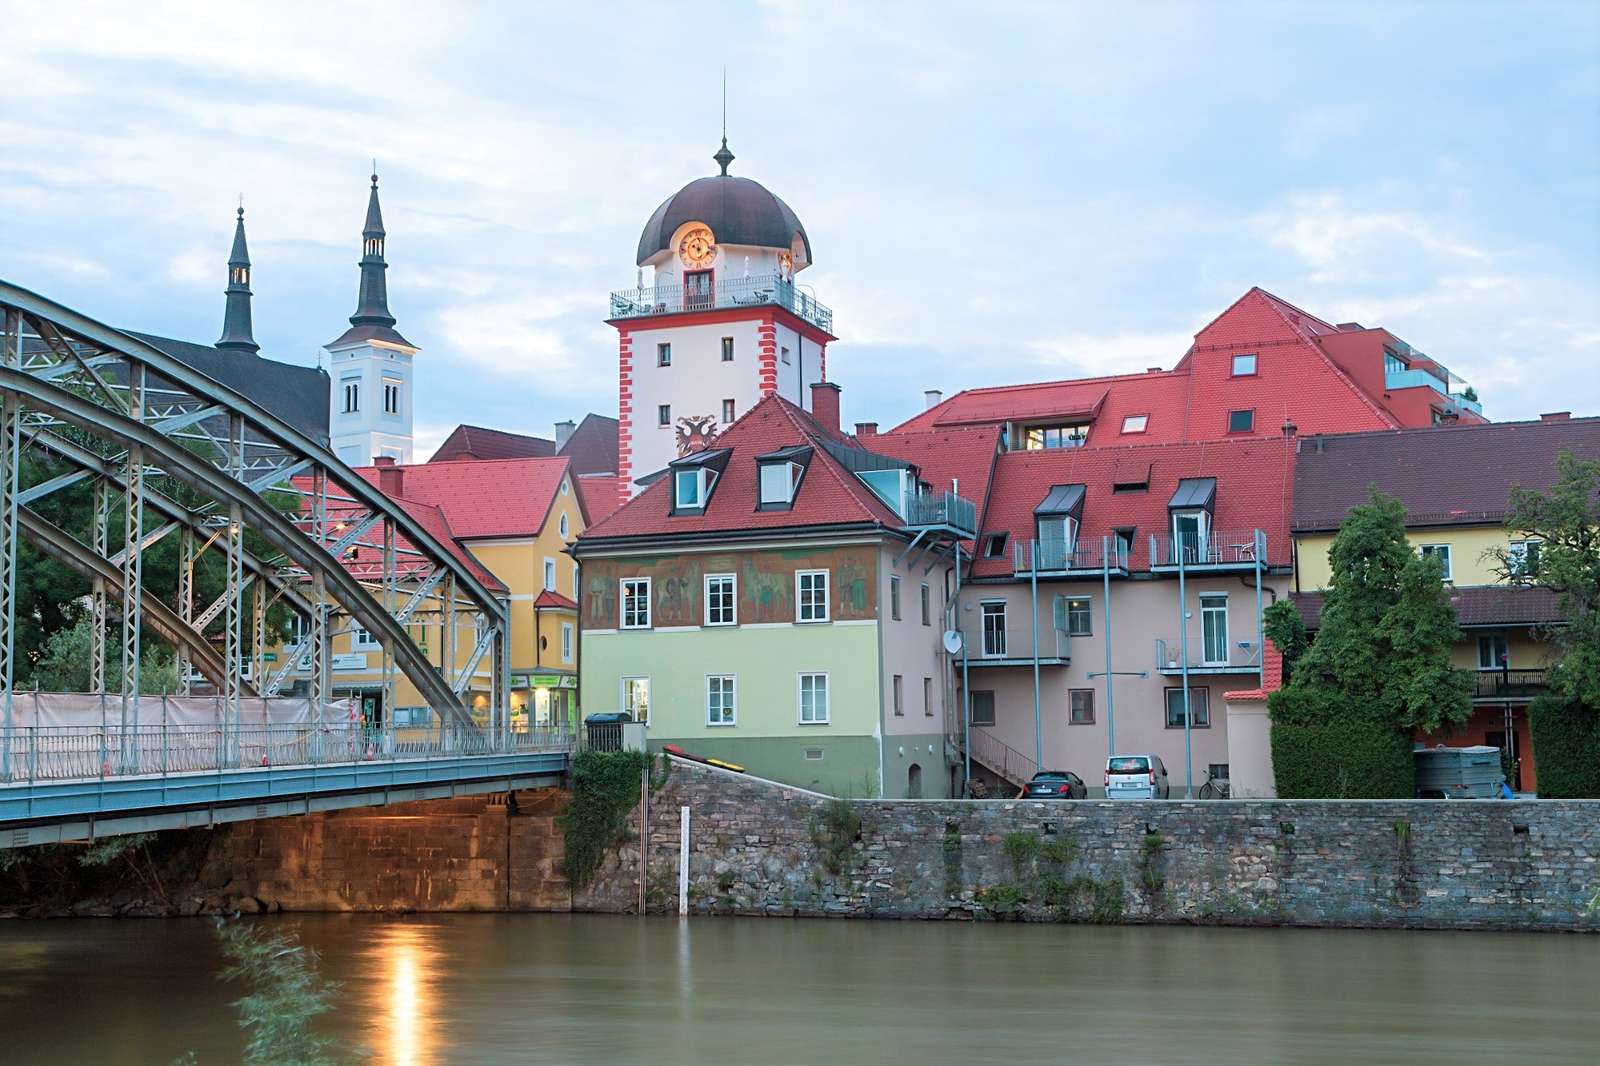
xmin=0 ymin=914 xmax=1595 ymax=1064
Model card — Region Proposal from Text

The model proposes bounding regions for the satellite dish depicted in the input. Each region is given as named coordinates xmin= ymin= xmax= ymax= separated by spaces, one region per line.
xmin=942 ymin=630 xmax=964 ymax=654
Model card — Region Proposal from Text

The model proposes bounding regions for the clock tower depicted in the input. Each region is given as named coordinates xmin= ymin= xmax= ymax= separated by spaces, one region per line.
xmin=609 ymin=139 xmax=835 ymax=501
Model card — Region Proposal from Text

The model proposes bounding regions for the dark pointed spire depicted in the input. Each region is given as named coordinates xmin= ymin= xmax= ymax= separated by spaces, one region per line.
xmin=216 ymin=201 xmax=259 ymax=354
xmin=713 ymin=137 xmax=734 ymax=177
xmin=349 ymin=166 xmax=395 ymax=329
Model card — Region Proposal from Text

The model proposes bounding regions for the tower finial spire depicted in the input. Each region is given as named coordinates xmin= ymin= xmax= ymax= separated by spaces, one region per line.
xmin=216 ymin=199 xmax=259 ymax=354
xmin=349 ymin=166 xmax=396 ymax=329
xmin=713 ymin=70 xmax=735 ymax=176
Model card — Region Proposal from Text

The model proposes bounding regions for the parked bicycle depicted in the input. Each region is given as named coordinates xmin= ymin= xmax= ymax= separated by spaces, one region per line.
xmin=1197 ymin=769 xmax=1231 ymax=799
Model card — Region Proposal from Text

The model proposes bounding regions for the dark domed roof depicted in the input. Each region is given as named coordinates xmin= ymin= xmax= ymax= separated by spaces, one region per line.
xmin=636 ymin=165 xmax=811 ymax=267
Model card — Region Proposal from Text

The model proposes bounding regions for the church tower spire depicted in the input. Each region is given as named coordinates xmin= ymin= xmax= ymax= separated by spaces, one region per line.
xmin=215 ymin=202 xmax=259 ymax=354
xmin=349 ymin=167 xmax=396 ymax=329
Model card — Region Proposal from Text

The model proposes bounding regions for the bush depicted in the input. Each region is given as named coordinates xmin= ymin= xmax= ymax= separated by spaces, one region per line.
xmin=1528 ymin=695 xmax=1600 ymax=798
xmin=1270 ymin=692 xmax=1414 ymax=798
xmin=556 ymin=749 xmax=657 ymax=890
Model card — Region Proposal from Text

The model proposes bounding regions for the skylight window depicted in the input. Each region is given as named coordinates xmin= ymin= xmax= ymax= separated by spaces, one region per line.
xmin=1121 ymin=414 xmax=1148 ymax=434
xmin=1228 ymin=409 xmax=1255 ymax=433
xmin=1231 ymin=353 xmax=1257 ymax=376
xmin=983 ymin=532 xmax=1009 ymax=559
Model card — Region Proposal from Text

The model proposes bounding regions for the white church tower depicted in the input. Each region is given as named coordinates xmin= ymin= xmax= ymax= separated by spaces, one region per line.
xmin=327 ymin=170 xmax=416 ymax=466
xmin=609 ymin=138 xmax=835 ymax=503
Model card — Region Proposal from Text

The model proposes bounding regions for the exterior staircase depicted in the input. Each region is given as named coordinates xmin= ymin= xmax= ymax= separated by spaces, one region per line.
xmin=947 ymin=727 xmax=1036 ymax=797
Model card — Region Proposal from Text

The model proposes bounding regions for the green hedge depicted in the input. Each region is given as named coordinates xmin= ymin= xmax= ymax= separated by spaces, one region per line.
xmin=1528 ymin=695 xmax=1600 ymax=798
xmin=1270 ymin=707 xmax=1414 ymax=798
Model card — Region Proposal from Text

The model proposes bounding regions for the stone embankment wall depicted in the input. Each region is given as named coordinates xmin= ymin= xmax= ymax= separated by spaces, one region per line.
xmin=577 ymin=758 xmax=1600 ymax=931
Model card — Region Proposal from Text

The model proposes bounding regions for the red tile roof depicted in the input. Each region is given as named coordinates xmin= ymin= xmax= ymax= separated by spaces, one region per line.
xmin=350 ymin=456 xmax=573 ymax=541
xmin=970 ymin=435 xmax=1298 ymax=578
xmin=533 ymin=590 xmax=579 ymax=610
xmin=321 ymin=494 xmax=507 ymax=594
xmin=580 ymin=395 xmax=908 ymax=542
xmin=430 ymin=424 xmax=556 ymax=462
xmin=575 ymin=473 xmax=623 ymax=527
xmin=864 ymin=424 xmax=1003 ymax=550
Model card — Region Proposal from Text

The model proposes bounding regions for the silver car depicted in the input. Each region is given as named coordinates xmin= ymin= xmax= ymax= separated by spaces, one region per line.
xmin=1104 ymin=754 xmax=1170 ymax=799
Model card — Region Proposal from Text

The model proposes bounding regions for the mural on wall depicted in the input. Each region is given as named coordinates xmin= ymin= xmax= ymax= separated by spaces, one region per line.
xmin=582 ymin=545 xmax=880 ymax=628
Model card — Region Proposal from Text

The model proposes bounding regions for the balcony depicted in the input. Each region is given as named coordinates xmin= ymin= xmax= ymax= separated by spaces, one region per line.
xmin=1471 ymin=669 xmax=1547 ymax=702
xmin=902 ymin=489 xmax=977 ymax=539
xmin=1384 ymin=367 xmax=1451 ymax=394
xmin=1013 ymin=537 xmax=1129 ymax=576
xmin=1155 ymin=638 xmax=1263 ymax=676
xmin=1150 ymin=529 xmax=1267 ymax=571
xmin=608 ymin=272 xmax=834 ymax=334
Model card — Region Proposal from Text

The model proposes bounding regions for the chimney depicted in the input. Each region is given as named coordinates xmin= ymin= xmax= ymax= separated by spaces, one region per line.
xmin=555 ymin=419 xmax=576 ymax=449
xmin=1540 ymin=411 xmax=1571 ymax=422
xmin=373 ymin=455 xmax=403 ymax=496
xmin=810 ymin=381 xmax=842 ymax=435
xmin=1336 ymin=321 xmax=1364 ymax=331
xmin=855 ymin=421 xmax=878 ymax=438
xmin=923 ymin=388 xmax=943 ymax=410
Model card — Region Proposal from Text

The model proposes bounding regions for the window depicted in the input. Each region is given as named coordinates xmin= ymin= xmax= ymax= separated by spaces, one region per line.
xmin=657 ymin=342 xmax=671 ymax=367
xmin=799 ymin=672 xmax=829 ymax=724
xmin=920 ymin=583 xmax=931 ymax=626
xmin=781 ymin=346 xmax=791 ymax=365
xmin=722 ymin=398 xmax=736 ymax=423
xmin=1037 ymin=515 xmax=1077 ymax=562
xmin=1508 ymin=540 xmax=1541 ymax=580
xmin=685 ymin=269 xmax=713 ymax=306
xmin=721 ymin=336 xmax=734 ymax=362
xmin=1231 ymin=353 xmax=1258 ymax=376
xmin=1173 ymin=511 xmax=1208 ymax=562
xmin=982 ymin=532 xmax=1008 ymax=559
xmin=923 ymin=677 xmax=934 ymax=717
xmin=675 ymin=468 xmax=715 ymax=511
xmin=707 ymin=675 xmax=736 ymax=726
xmin=623 ymin=677 xmax=650 ymax=724
xmin=382 ymin=378 xmax=401 ymax=414
xmin=559 ymin=513 xmax=570 ymax=539
xmin=890 ymin=576 xmax=901 ymax=621
xmin=1066 ymin=596 xmax=1092 ymax=637
xmin=350 ymin=621 xmax=378 ymax=650
xmin=970 ymin=690 xmax=996 ymax=726
xmin=1477 ymin=633 xmax=1509 ymax=670
xmin=759 ymin=461 xmax=800 ymax=507
xmin=341 ymin=379 xmax=359 ymax=413
xmin=1200 ymin=593 xmax=1228 ymax=665
xmin=561 ymin=623 xmax=573 ymax=663
xmin=543 ymin=558 xmax=557 ymax=591
xmin=1121 ymin=414 xmax=1148 ymax=434
xmin=621 ymin=577 xmax=651 ymax=629
xmin=1023 ymin=424 xmax=1089 ymax=450
xmin=572 ymin=567 xmax=581 ymax=601
xmin=796 ymin=570 xmax=829 ymax=623
xmin=705 ymin=573 xmax=736 ymax=626
xmin=658 ymin=404 xmax=671 ymax=427
xmin=1227 ymin=409 xmax=1255 ymax=433
xmin=1384 ymin=349 xmax=1408 ymax=375
xmin=981 ymin=601 xmax=1007 ymax=658
xmin=1419 ymin=544 xmax=1453 ymax=581
xmin=1113 ymin=527 xmax=1135 ymax=562
xmin=893 ymin=674 xmax=904 ymax=716
xmin=1165 ymin=686 xmax=1211 ymax=728
xmin=1069 ymin=689 xmax=1095 ymax=725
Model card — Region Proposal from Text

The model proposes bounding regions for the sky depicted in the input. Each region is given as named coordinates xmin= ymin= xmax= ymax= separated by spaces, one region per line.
xmin=2 ymin=2 xmax=1597 ymax=457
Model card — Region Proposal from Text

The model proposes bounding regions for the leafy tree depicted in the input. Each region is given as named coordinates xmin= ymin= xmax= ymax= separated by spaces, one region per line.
xmin=1270 ymin=488 xmax=1472 ymax=796
xmin=32 ymin=614 xmax=180 ymax=694
xmin=1262 ymin=599 xmax=1308 ymax=679
xmin=1487 ymin=451 xmax=1600 ymax=796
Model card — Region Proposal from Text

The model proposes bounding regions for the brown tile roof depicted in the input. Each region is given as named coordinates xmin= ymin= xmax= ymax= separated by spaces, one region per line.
xmin=430 ymin=424 xmax=556 ymax=462
xmin=1292 ymin=585 xmax=1565 ymax=630
xmin=556 ymin=413 xmax=620 ymax=475
xmin=1291 ymin=417 xmax=1600 ymax=532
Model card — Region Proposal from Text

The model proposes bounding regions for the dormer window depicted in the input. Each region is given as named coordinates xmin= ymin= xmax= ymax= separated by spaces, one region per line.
xmin=755 ymin=445 xmax=812 ymax=511
xmin=1168 ymin=477 xmax=1217 ymax=564
xmin=1022 ymin=424 xmax=1089 ymax=450
xmin=1034 ymin=484 xmax=1085 ymax=569
xmin=669 ymin=447 xmax=732 ymax=515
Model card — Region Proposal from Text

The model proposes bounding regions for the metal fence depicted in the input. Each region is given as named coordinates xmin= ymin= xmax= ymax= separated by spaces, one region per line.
xmin=1471 ymin=670 xmax=1548 ymax=701
xmin=609 ymin=273 xmax=834 ymax=333
xmin=903 ymin=490 xmax=978 ymax=537
xmin=1014 ymin=536 xmax=1129 ymax=574
xmin=1153 ymin=529 xmax=1267 ymax=568
xmin=1 ymin=723 xmax=576 ymax=784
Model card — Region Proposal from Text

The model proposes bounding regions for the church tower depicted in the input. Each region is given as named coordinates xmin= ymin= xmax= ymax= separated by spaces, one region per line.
xmin=327 ymin=169 xmax=417 ymax=466
xmin=215 ymin=204 xmax=259 ymax=354
xmin=609 ymin=139 xmax=835 ymax=501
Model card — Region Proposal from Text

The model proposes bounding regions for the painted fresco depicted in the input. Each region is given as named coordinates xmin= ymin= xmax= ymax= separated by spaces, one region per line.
xmin=582 ymin=544 xmax=879 ymax=628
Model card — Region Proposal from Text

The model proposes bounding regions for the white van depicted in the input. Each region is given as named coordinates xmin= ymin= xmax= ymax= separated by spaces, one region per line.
xmin=1105 ymin=755 xmax=1170 ymax=799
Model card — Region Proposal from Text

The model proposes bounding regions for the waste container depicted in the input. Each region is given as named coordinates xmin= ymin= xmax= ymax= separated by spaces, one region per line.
xmin=1414 ymin=745 xmax=1503 ymax=798
xmin=584 ymin=712 xmax=631 ymax=752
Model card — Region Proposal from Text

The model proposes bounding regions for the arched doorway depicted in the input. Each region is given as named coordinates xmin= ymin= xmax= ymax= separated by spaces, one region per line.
xmin=907 ymin=762 xmax=923 ymax=799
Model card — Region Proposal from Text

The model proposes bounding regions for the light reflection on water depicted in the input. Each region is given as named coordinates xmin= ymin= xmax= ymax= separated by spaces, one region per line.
xmin=1 ymin=913 xmax=1598 ymax=1064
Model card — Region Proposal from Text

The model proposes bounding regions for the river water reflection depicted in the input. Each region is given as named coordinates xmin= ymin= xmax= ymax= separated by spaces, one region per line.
xmin=1 ymin=914 xmax=1596 ymax=1064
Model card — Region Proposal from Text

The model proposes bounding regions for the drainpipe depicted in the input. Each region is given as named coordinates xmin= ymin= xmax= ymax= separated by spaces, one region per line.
xmin=1031 ymin=541 xmax=1042 ymax=771
xmin=954 ymin=542 xmax=971 ymax=794
xmin=1103 ymin=534 xmax=1115 ymax=755
xmin=1255 ymin=529 xmax=1264 ymax=690
xmin=1177 ymin=515 xmax=1193 ymax=799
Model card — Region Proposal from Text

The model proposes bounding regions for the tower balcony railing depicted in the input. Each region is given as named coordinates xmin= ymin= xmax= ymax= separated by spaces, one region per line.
xmin=608 ymin=272 xmax=834 ymax=333
xmin=902 ymin=489 xmax=977 ymax=538
xmin=1013 ymin=537 xmax=1129 ymax=576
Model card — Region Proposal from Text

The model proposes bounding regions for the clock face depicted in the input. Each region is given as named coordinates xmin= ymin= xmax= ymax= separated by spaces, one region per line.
xmin=678 ymin=225 xmax=716 ymax=269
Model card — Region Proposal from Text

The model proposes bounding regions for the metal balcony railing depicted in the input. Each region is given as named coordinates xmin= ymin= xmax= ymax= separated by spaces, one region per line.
xmin=1155 ymin=637 xmax=1263 ymax=673
xmin=1152 ymin=529 xmax=1267 ymax=568
xmin=902 ymin=489 xmax=977 ymax=538
xmin=1471 ymin=669 xmax=1548 ymax=701
xmin=1013 ymin=537 xmax=1129 ymax=574
xmin=608 ymin=273 xmax=834 ymax=333
xmin=1384 ymin=367 xmax=1452 ymax=394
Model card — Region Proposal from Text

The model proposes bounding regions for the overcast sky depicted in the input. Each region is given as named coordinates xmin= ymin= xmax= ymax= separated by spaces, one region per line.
xmin=3 ymin=2 xmax=1596 ymax=456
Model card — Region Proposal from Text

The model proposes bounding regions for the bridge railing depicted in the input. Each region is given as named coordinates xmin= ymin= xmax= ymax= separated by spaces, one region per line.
xmin=1 ymin=723 xmax=577 ymax=784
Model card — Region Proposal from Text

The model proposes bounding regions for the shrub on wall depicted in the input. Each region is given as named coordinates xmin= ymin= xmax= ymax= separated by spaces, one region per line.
xmin=557 ymin=750 xmax=661 ymax=891
xmin=1528 ymin=695 xmax=1600 ymax=798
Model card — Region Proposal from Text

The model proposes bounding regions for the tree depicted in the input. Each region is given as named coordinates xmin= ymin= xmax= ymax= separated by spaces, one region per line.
xmin=1262 ymin=599 xmax=1308 ymax=680
xmin=1270 ymin=488 xmax=1472 ymax=797
xmin=31 ymin=615 xmax=179 ymax=694
xmin=1488 ymin=451 xmax=1600 ymax=796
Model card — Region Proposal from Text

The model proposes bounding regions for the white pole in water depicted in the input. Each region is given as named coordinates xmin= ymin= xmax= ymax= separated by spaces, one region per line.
xmin=679 ymin=805 xmax=691 ymax=916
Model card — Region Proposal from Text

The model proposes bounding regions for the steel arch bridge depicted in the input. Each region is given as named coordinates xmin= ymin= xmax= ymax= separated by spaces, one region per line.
xmin=0 ymin=281 xmax=569 ymax=841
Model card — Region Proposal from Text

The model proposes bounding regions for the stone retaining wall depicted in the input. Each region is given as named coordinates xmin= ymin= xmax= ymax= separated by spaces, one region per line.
xmin=577 ymin=758 xmax=1600 ymax=930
